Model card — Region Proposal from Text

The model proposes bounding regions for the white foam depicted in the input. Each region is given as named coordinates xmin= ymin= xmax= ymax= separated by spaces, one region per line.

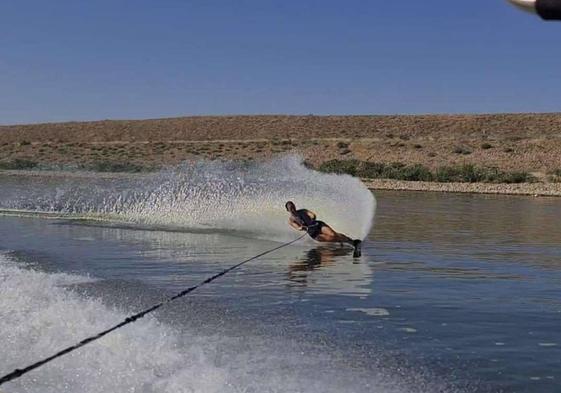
xmin=0 ymin=254 xmax=227 ymax=393
xmin=348 ymin=308 xmax=390 ymax=317
xmin=538 ymin=342 xmax=558 ymax=347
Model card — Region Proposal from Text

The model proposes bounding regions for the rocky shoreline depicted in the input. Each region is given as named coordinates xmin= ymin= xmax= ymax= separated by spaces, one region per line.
xmin=365 ymin=179 xmax=561 ymax=197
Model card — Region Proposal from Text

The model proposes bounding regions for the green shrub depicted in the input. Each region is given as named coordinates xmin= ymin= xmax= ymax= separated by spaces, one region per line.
xmin=0 ymin=158 xmax=38 ymax=170
xmin=318 ymin=159 xmax=360 ymax=176
xmin=80 ymin=161 xmax=146 ymax=173
xmin=302 ymin=160 xmax=315 ymax=169
xmin=396 ymin=164 xmax=434 ymax=181
xmin=318 ymin=160 xmax=535 ymax=184
xmin=374 ymin=162 xmax=433 ymax=181
xmin=498 ymin=171 xmax=535 ymax=184
xmin=437 ymin=164 xmax=488 ymax=182
xmin=377 ymin=162 xmax=405 ymax=179
xmin=336 ymin=141 xmax=349 ymax=149
xmin=435 ymin=166 xmax=458 ymax=182
xmin=319 ymin=161 xmax=433 ymax=181
xmin=547 ymin=169 xmax=561 ymax=183
xmin=481 ymin=143 xmax=493 ymax=150
xmin=356 ymin=162 xmax=386 ymax=178
xmin=453 ymin=146 xmax=472 ymax=155
xmin=436 ymin=164 xmax=534 ymax=184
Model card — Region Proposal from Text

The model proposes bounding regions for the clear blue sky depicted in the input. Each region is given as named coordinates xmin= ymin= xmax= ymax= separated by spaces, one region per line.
xmin=1 ymin=0 xmax=560 ymax=124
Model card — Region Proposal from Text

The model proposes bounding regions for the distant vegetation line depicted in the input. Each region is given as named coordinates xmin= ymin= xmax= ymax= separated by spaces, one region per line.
xmin=2 ymin=157 xmax=559 ymax=185
xmin=317 ymin=160 xmax=538 ymax=184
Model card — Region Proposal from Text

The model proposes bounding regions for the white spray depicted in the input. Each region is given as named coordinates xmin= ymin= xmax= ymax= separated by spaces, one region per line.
xmin=1 ymin=156 xmax=376 ymax=241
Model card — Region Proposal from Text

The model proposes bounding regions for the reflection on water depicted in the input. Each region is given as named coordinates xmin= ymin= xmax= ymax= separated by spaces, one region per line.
xmin=287 ymin=246 xmax=373 ymax=296
xmin=288 ymin=247 xmax=352 ymax=277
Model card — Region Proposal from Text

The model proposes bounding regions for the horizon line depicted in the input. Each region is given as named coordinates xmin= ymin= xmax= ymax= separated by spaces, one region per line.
xmin=3 ymin=111 xmax=561 ymax=127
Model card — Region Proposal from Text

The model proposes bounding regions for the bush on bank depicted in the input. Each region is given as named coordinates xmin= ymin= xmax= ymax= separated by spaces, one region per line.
xmin=78 ymin=160 xmax=147 ymax=173
xmin=0 ymin=159 xmax=38 ymax=170
xmin=318 ymin=160 xmax=535 ymax=184
xmin=548 ymin=169 xmax=561 ymax=183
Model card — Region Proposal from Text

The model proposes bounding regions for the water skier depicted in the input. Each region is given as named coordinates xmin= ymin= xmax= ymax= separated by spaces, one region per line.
xmin=285 ymin=201 xmax=362 ymax=257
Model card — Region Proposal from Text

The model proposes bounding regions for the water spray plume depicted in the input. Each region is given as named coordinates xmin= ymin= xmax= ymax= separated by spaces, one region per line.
xmin=1 ymin=156 xmax=376 ymax=241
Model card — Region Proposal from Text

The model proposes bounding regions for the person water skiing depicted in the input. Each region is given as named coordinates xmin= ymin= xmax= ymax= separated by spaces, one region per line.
xmin=285 ymin=201 xmax=362 ymax=257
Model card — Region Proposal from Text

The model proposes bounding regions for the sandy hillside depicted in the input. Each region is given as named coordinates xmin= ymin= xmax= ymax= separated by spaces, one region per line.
xmin=2 ymin=114 xmax=561 ymax=176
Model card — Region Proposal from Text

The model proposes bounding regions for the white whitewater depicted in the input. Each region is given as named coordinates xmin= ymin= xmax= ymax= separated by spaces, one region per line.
xmin=0 ymin=253 xmax=227 ymax=393
xmin=1 ymin=156 xmax=376 ymax=242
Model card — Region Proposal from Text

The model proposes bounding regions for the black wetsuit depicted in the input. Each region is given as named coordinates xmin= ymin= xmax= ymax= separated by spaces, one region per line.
xmin=293 ymin=209 xmax=325 ymax=240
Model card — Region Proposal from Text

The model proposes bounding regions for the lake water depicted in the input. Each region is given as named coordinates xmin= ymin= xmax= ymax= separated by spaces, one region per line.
xmin=1 ymin=160 xmax=560 ymax=393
